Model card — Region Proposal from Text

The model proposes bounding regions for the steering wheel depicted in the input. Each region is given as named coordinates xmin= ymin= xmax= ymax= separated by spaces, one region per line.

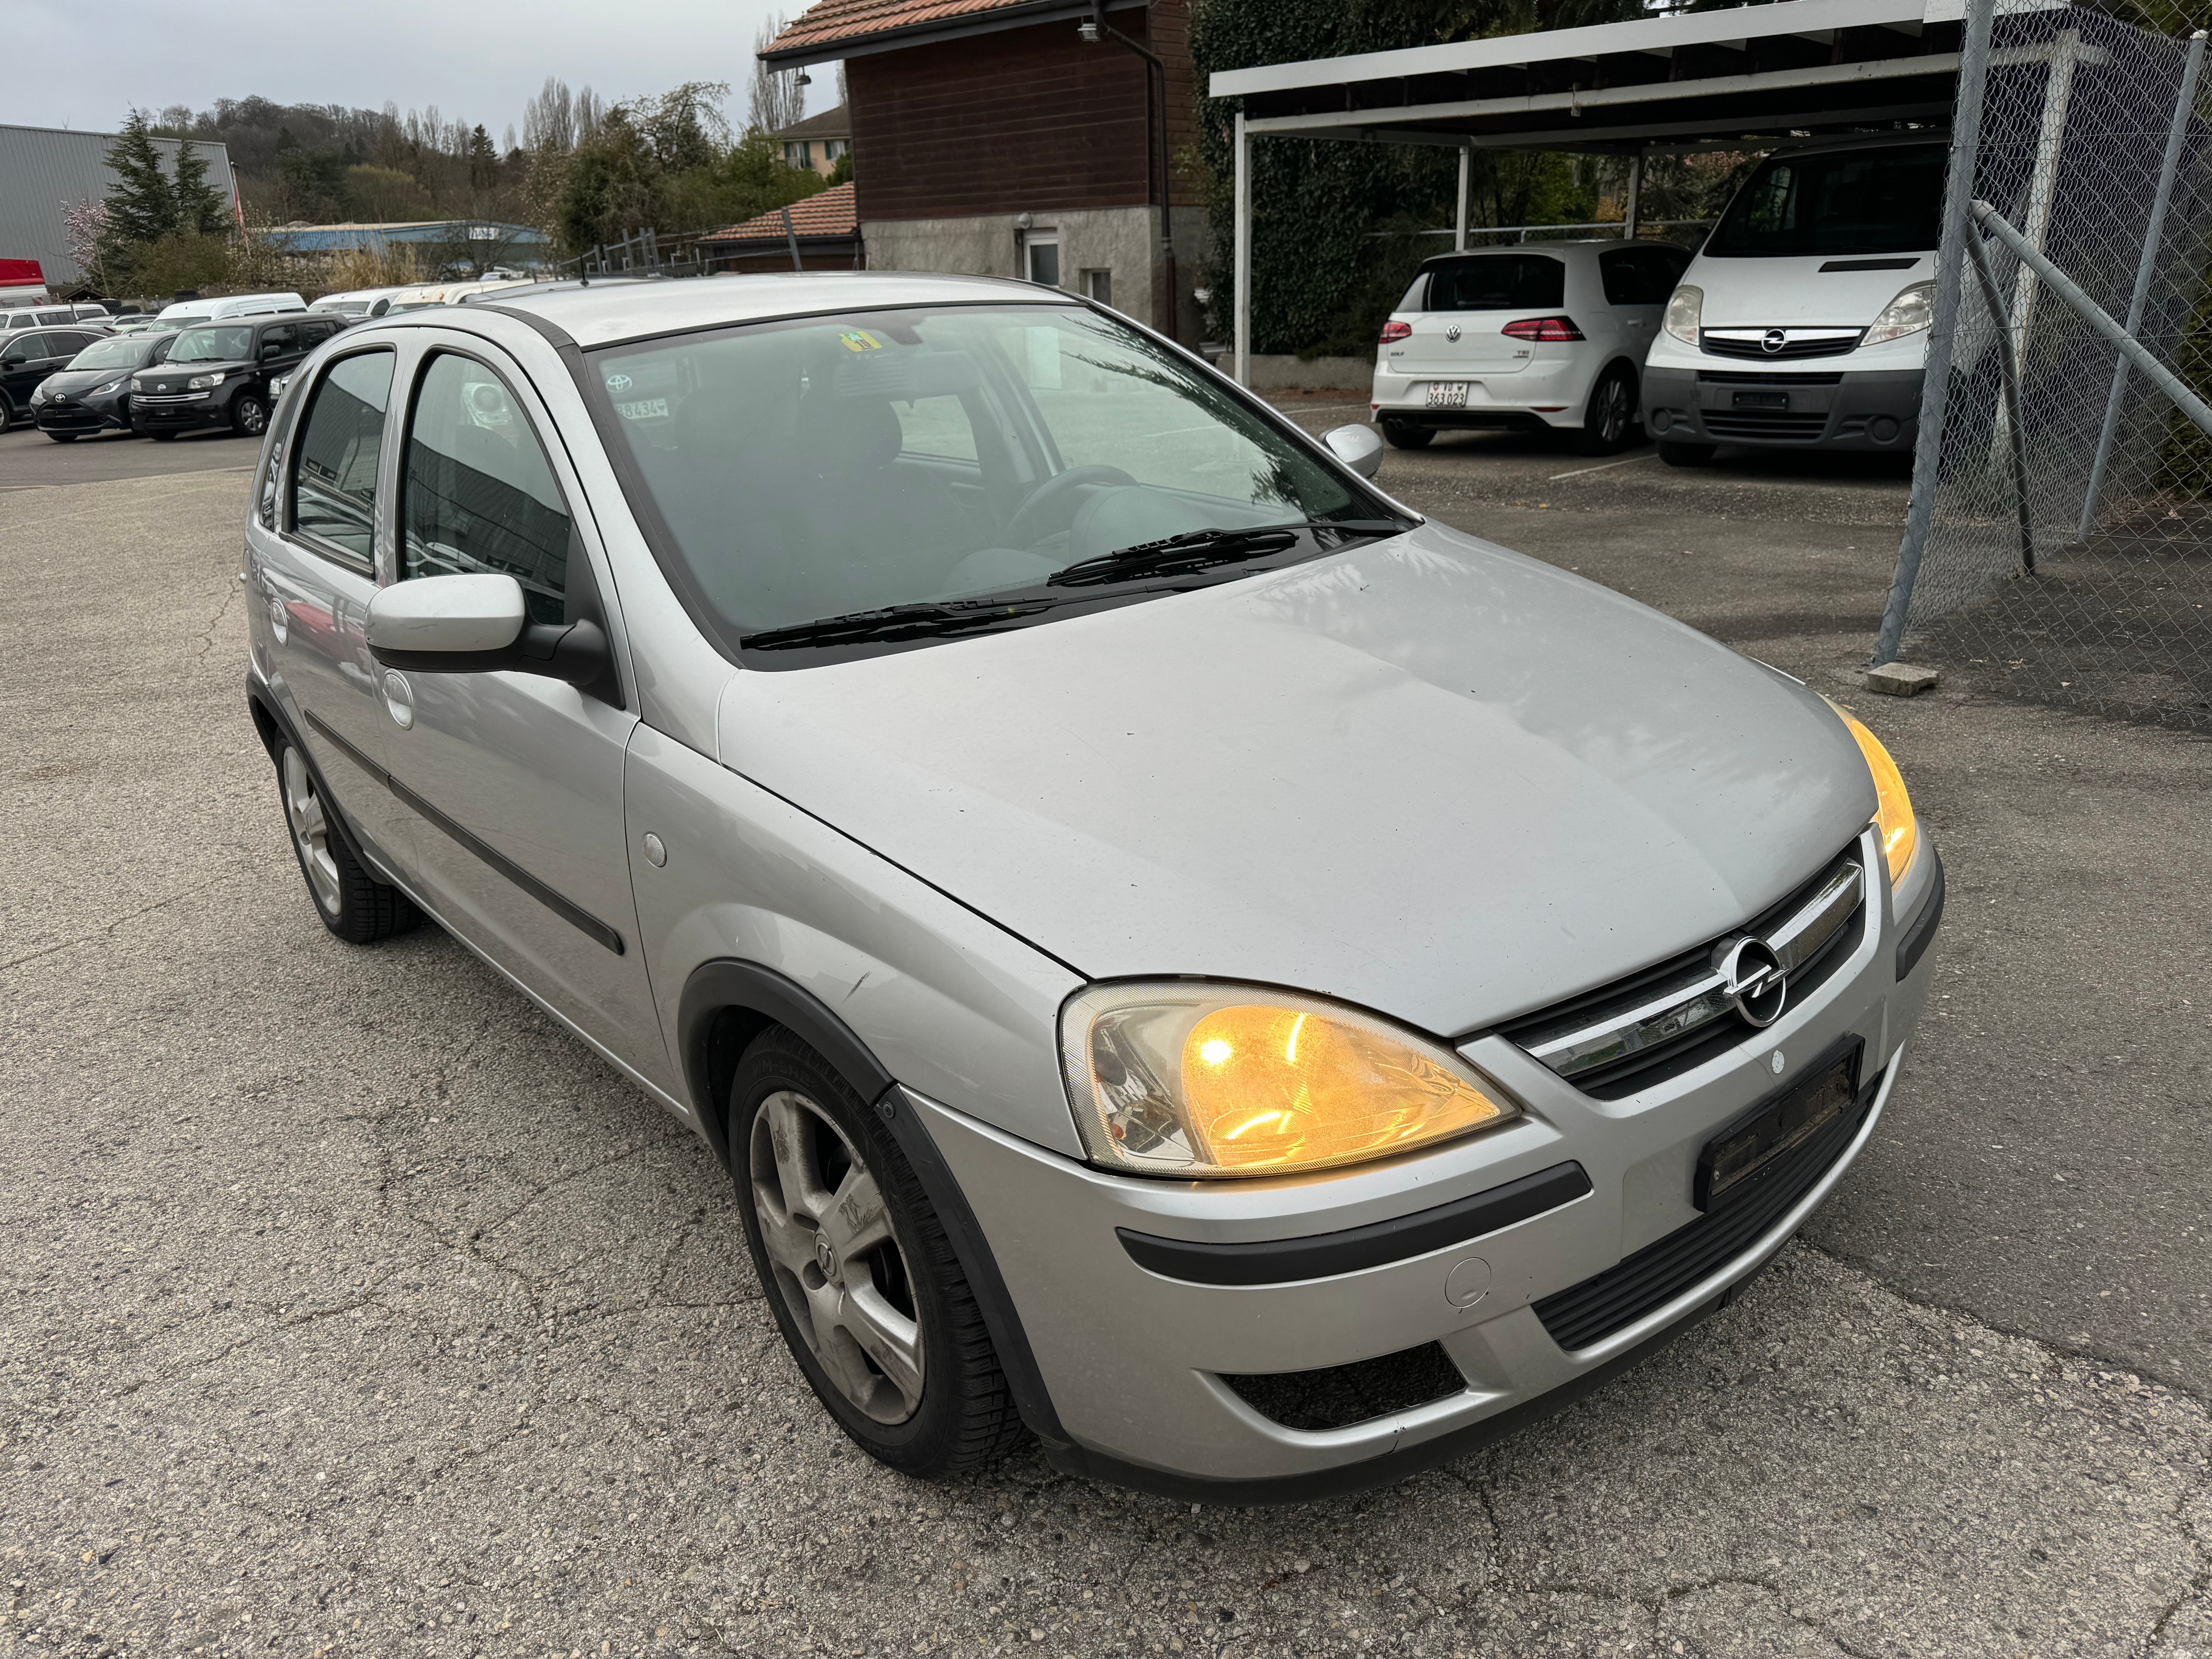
xmin=1003 ymin=464 xmax=1136 ymax=547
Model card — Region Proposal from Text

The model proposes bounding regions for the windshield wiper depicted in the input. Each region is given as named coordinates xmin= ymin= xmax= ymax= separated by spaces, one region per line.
xmin=740 ymin=597 xmax=1060 ymax=651
xmin=1046 ymin=519 xmax=1405 ymax=588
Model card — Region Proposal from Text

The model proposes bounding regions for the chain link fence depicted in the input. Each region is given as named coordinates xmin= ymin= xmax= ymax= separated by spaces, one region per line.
xmin=1880 ymin=0 xmax=2212 ymax=729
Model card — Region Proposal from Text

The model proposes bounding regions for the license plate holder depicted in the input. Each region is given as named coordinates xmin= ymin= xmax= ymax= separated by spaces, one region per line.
xmin=1427 ymin=380 xmax=1471 ymax=409
xmin=1693 ymin=1039 xmax=1862 ymax=1211
xmin=1733 ymin=390 xmax=1790 ymax=410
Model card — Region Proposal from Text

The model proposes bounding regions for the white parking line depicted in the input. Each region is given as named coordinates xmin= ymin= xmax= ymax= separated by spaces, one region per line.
xmin=1547 ymin=450 xmax=1657 ymax=482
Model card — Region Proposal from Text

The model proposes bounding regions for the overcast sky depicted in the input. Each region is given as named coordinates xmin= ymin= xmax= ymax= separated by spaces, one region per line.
xmin=13 ymin=0 xmax=829 ymax=140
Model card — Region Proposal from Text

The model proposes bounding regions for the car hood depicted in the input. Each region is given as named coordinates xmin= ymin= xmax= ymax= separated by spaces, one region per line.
xmin=1690 ymin=252 xmax=1932 ymax=328
xmin=714 ymin=522 xmax=1877 ymax=1037
xmin=42 ymin=368 xmax=131 ymax=395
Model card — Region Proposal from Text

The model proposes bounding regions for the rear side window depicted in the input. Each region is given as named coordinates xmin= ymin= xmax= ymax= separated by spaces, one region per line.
xmin=291 ymin=350 xmax=395 ymax=565
xmin=401 ymin=352 xmax=570 ymax=623
xmin=1420 ymin=255 xmax=1566 ymax=312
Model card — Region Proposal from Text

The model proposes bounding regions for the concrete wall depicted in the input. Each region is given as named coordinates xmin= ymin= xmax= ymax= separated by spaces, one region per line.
xmin=1244 ymin=355 xmax=1377 ymax=393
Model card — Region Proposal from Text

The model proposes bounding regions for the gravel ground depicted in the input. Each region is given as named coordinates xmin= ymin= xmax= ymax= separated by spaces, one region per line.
xmin=2 ymin=460 xmax=2208 ymax=1659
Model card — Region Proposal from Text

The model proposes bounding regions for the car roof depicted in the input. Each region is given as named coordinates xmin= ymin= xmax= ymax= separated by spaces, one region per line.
xmin=1420 ymin=239 xmax=1653 ymax=268
xmin=474 ymin=270 xmax=1079 ymax=349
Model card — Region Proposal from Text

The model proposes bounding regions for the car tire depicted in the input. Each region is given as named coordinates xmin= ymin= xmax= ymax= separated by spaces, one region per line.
xmin=231 ymin=392 xmax=270 ymax=438
xmin=149 ymin=430 xmax=177 ymax=441
xmin=1381 ymin=420 xmax=1435 ymax=450
xmin=728 ymin=1026 xmax=1027 ymax=1479
xmin=274 ymin=739 xmax=421 ymax=943
xmin=0 ymin=396 xmax=17 ymax=431
xmin=1659 ymin=440 xmax=1717 ymax=468
xmin=1577 ymin=364 xmax=1638 ymax=455
xmin=46 ymin=431 xmax=76 ymax=443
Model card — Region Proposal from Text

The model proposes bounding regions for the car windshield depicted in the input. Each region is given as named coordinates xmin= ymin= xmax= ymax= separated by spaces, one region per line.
xmin=70 ymin=336 xmax=149 ymax=370
xmin=169 ymin=326 xmax=254 ymax=363
xmin=589 ymin=304 xmax=1381 ymax=649
xmin=1707 ymin=145 xmax=1945 ymax=257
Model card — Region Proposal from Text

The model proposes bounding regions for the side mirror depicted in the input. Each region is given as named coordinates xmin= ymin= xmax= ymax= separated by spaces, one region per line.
xmin=261 ymin=343 xmax=285 ymax=360
xmin=1322 ymin=422 xmax=1386 ymax=480
xmin=366 ymin=573 xmax=611 ymax=688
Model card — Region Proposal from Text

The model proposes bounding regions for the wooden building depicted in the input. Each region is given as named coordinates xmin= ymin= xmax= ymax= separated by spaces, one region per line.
xmin=759 ymin=0 xmax=1205 ymax=342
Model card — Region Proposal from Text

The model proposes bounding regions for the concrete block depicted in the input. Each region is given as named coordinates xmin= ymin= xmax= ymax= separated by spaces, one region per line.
xmin=1862 ymin=661 xmax=1942 ymax=697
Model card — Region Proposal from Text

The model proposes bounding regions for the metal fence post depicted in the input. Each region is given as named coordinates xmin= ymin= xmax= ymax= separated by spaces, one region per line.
xmin=2077 ymin=29 xmax=2207 ymax=541
xmin=1455 ymin=144 xmax=1472 ymax=252
xmin=1234 ymin=109 xmax=1252 ymax=386
xmin=1965 ymin=227 xmax=2038 ymax=572
xmin=1874 ymin=0 xmax=1999 ymax=665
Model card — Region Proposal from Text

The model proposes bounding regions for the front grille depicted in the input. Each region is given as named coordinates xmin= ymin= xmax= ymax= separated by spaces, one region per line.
xmin=1500 ymin=843 xmax=1863 ymax=1099
xmin=1696 ymin=371 xmax=1844 ymax=386
xmin=1704 ymin=410 xmax=1831 ymax=441
xmin=1221 ymin=1342 xmax=1466 ymax=1432
xmin=1532 ymin=1065 xmax=1879 ymax=1352
xmin=1700 ymin=330 xmax=1863 ymax=362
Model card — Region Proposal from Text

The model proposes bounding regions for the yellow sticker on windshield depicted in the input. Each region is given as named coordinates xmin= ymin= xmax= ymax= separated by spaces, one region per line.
xmin=839 ymin=330 xmax=883 ymax=352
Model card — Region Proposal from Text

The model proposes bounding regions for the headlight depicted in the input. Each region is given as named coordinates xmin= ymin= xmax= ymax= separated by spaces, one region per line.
xmin=186 ymin=371 xmax=225 ymax=390
xmin=92 ymin=378 xmax=125 ymax=396
xmin=1862 ymin=282 xmax=1935 ymax=347
xmin=29 ymin=385 xmax=46 ymax=405
xmin=1663 ymin=284 xmax=1703 ymax=345
xmin=1060 ymin=982 xmax=1519 ymax=1180
xmin=130 ymin=376 xmax=144 ymax=391
xmin=1827 ymin=702 xmax=1919 ymax=886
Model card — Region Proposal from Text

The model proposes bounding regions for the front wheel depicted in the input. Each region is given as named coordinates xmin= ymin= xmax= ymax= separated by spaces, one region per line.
xmin=1659 ymin=440 xmax=1716 ymax=468
xmin=1577 ymin=365 xmax=1638 ymax=455
xmin=275 ymin=740 xmax=420 ymax=943
xmin=149 ymin=429 xmax=178 ymax=442
xmin=231 ymin=392 xmax=270 ymax=438
xmin=1380 ymin=419 xmax=1435 ymax=450
xmin=46 ymin=431 xmax=77 ymax=443
xmin=730 ymin=1027 xmax=1026 ymax=1478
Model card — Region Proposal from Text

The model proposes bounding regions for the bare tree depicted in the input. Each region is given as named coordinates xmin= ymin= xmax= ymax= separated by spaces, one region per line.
xmin=748 ymin=14 xmax=804 ymax=136
xmin=523 ymin=77 xmax=576 ymax=155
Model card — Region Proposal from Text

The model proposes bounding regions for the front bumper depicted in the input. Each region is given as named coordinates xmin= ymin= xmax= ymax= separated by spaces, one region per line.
xmin=1371 ymin=353 xmax=1597 ymax=433
xmin=132 ymin=390 xmax=233 ymax=432
xmin=913 ymin=827 xmax=1939 ymax=1499
xmin=1642 ymin=365 xmax=1923 ymax=452
xmin=34 ymin=395 xmax=129 ymax=434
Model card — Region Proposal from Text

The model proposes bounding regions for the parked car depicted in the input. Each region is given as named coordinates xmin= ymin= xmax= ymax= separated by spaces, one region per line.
xmin=1371 ymin=240 xmax=1692 ymax=455
xmin=311 ymin=287 xmax=407 ymax=320
xmin=29 ymin=328 xmax=179 ymax=439
xmin=456 ymin=276 xmax=648 ymax=303
xmin=0 ymin=324 xmax=113 ymax=428
xmin=383 ymin=276 xmax=539 ymax=312
xmin=155 ymin=292 xmax=308 ymax=330
xmin=130 ymin=313 xmax=346 ymax=440
xmin=246 ymin=274 xmax=1939 ymax=1499
xmin=1640 ymin=135 xmax=1944 ymax=465
xmin=3 ymin=302 xmax=116 ymax=333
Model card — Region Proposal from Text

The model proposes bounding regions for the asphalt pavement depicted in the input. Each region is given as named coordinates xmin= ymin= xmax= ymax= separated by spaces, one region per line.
xmin=0 ymin=422 xmax=254 ymax=489
xmin=2 ymin=439 xmax=2208 ymax=1659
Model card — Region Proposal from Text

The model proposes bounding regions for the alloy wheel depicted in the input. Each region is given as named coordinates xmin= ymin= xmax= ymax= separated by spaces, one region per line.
xmin=1595 ymin=374 xmax=1630 ymax=445
xmin=237 ymin=397 xmax=268 ymax=436
xmin=749 ymin=1090 xmax=925 ymax=1424
xmin=281 ymin=747 xmax=342 ymax=916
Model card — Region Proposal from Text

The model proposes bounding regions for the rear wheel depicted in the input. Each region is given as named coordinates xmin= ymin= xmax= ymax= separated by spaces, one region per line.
xmin=1659 ymin=440 xmax=1716 ymax=468
xmin=275 ymin=740 xmax=420 ymax=943
xmin=1381 ymin=419 xmax=1435 ymax=450
xmin=730 ymin=1027 xmax=1026 ymax=1478
xmin=1577 ymin=364 xmax=1638 ymax=455
xmin=0 ymin=395 xmax=17 ymax=431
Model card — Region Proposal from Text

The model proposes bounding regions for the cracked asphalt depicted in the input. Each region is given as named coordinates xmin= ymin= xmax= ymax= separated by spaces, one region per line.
xmin=3 ymin=434 xmax=2209 ymax=1659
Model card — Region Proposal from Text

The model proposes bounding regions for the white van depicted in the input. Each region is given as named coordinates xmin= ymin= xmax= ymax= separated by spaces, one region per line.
xmin=309 ymin=286 xmax=407 ymax=320
xmin=1639 ymin=135 xmax=1944 ymax=465
xmin=154 ymin=292 xmax=307 ymax=329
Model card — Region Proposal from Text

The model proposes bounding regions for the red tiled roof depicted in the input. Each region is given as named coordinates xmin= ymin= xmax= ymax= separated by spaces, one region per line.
xmin=763 ymin=0 xmax=1041 ymax=58
xmin=698 ymin=183 xmax=858 ymax=244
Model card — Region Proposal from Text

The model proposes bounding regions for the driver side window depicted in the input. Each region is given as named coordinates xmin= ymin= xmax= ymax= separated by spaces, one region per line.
xmin=402 ymin=352 xmax=571 ymax=624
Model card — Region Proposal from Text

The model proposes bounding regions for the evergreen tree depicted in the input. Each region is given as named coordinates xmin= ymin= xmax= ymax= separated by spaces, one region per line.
xmin=103 ymin=111 xmax=180 ymax=244
xmin=173 ymin=138 xmax=229 ymax=235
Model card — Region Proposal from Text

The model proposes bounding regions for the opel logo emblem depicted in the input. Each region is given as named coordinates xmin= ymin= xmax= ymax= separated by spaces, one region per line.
xmin=814 ymin=1232 xmax=837 ymax=1278
xmin=1761 ymin=328 xmax=1788 ymax=354
xmin=1716 ymin=937 xmax=1788 ymax=1027
xmin=1445 ymin=324 xmax=1462 ymax=342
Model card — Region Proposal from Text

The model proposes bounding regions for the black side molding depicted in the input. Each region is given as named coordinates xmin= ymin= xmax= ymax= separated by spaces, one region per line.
xmin=1116 ymin=1160 xmax=1593 ymax=1288
xmin=1895 ymin=848 xmax=1945 ymax=983
xmin=301 ymin=709 xmax=625 ymax=955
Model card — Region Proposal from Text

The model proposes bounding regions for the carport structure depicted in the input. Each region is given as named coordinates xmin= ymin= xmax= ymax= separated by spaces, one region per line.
xmin=1210 ymin=0 xmax=1983 ymax=384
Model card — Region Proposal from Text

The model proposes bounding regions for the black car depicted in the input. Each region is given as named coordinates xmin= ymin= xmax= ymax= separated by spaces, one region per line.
xmin=31 ymin=330 xmax=179 ymax=441
xmin=130 ymin=313 xmax=347 ymax=440
xmin=0 ymin=325 xmax=113 ymax=429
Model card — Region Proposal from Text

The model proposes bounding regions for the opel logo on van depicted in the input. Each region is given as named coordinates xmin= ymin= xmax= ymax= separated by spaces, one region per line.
xmin=1761 ymin=328 xmax=1788 ymax=354
xmin=1716 ymin=936 xmax=1788 ymax=1027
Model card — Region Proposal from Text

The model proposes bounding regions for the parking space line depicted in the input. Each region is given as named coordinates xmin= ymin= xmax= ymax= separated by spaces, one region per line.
xmin=1547 ymin=450 xmax=1657 ymax=482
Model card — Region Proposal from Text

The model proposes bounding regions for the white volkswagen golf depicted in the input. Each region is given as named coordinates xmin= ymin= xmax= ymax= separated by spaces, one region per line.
xmin=1370 ymin=239 xmax=1692 ymax=455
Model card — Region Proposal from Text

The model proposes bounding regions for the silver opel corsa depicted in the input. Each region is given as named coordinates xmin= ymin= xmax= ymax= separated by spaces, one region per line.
xmin=241 ymin=273 xmax=1941 ymax=1501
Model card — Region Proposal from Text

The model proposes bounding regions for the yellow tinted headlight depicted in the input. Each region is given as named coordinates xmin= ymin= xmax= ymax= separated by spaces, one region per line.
xmin=1829 ymin=703 xmax=1918 ymax=886
xmin=1060 ymin=983 xmax=1518 ymax=1179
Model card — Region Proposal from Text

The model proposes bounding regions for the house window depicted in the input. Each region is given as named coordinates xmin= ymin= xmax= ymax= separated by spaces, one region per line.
xmin=1025 ymin=234 xmax=1060 ymax=289
xmin=784 ymin=141 xmax=807 ymax=168
xmin=1083 ymin=269 xmax=1111 ymax=306
xmin=826 ymin=140 xmax=849 ymax=161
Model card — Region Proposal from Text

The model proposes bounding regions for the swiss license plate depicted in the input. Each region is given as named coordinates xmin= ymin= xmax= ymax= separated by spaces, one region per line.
xmin=1733 ymin=390 xmax=1789 ymax=410
xmin=1426 ymin=380 xmax=1470 ymax=409
xmin=1694 ymin=1050 xmax=1858 ymax=1210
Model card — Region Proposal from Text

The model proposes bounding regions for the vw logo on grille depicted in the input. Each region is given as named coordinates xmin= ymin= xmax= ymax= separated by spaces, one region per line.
xmin=1761 ymin=328 xmax=1788 ymax=354
xmin=1445 ymin=324 xmax=1462 ymax=342
xmin=1717 ymin=936 xmax=1788 ymax=1027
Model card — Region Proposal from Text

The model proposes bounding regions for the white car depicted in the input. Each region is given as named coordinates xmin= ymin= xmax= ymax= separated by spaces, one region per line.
xmin=1639 ymin=136 xmax=1943 ymax=466
xmin=1371 ymin=239 xmax=1692 ymax=455
xmin=155 ymin=292 xmax=308 ymax=330
xmin=309 ymin=286 xmax=408 ymax=320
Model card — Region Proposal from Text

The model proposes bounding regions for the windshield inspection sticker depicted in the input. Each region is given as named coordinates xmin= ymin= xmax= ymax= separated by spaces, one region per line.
xmin=614 ymin=398 xmax=669 ymax=421
xmin=839 ymin=330 xmax=885 ymax=353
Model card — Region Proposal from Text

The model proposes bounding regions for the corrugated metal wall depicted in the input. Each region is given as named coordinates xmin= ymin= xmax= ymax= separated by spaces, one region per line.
xmin=0 ymin=124 xmax=239 ymax=289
